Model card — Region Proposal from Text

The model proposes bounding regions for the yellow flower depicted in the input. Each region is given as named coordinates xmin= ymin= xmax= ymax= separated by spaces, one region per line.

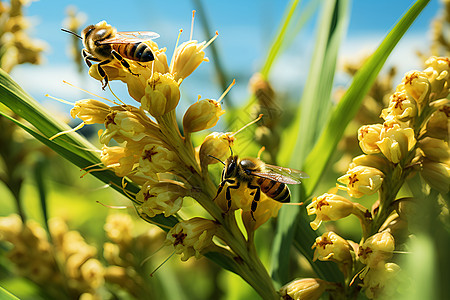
xmin=361 ymin=262 xmax=401 ymax=299
xmin=138 ymin=144 xmax=178 ymax=175
xmin=100 ymin=145 xmax=137 ymax=177
xmin=424 ymin=56 xmax=450 ymax=98
xmin=358 ymin=124 xmax=383 ymax=154
xmin=306 ymin=193 xmax=355 ymax=230
xmin=312 ymin=231 xmax=352 ymax=264
xmin=80 ymin=258 xmax=104 ymax=289
xmin=349 ymin=154 xmax=390 ymax=174
xmin=140 ymin=72 xmax=180 ymax=117
xmin=242 ymin=197 xmax=283 ymax=231
xmin=100 ymin=109 xmax=153 ymax=144
xmin=198 ymin=132 xmax=235 ymax=166
xmin=136 ymin=181 xmax=186 ymax=217
xmin=383 ymin=90 xmax=417 ymax=121
xmin=402 ymin=71 xmax=430 ymax=105
xmin=170 ymin=40 xmax=210 ymax=82
xmin=421 ymin=159 xmax=450 ymax=194
xmin=280 ymin=278 xmax=331 ymax=300
xmin=358 ymin=231 xmax=395 ymax=268
xmin=70 ymin=99 xmax=111 ymax=124
xmin=425 ymin=104 xmax=449 ymax=139
xmin=338 ymin=166 xmax=384 ymax=198
xmin=376 ymin=123 xmax=416 ymax=164
xmin=419 ymin=137 xmax=449 ymax=162
xmin=165 ymin=217 xmax=217 ymax=261
xmin=182 ymin=99 xmax=225 ymax=133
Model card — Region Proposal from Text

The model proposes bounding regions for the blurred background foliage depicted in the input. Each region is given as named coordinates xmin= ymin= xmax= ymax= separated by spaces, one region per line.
xmin=0 ymin=0 xmax=448 ymax=299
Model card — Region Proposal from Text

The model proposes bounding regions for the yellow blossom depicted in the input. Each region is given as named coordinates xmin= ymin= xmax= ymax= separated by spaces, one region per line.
xmin=424 ymin=56 xmax=450 ymax=97
xmin=358 ymin=231 xmax=395 ymax=268
xmin=70 ymin=99 xmax=111 ymax=124
xmin=141 ymin=72 xmax=180 ymax=117
xmin=182 ymin=99 xmax=225 ymax=133
xmin=280 ymin=278 xmax=331 ymax=300
xmin=138 ymin=144 xmax=178 ymax=175
xmin=361 ymin=262 xmax=401 ymax=299
xmin=100 ymin=145 xmax=138 ymax=177
xmin=100 ymin=109 xmax=153 ymax=144
xmin=242 ymin=197 xmax=283 ymax=231
xmin=80 ymin=258 xmax=104 ymax=289
xmin=376 ymin=123 xmax=416 ymax=164
xmin=382 ymin=90 xmax=417 ymax=121
xmin=198 ymin=132 xmax=235 ymax=166
xmin=136 ymin=181 xmax=186 ymax=217
xmin=338 ymin=166 xmax=384 ymax=198
xmin=421 ymin=159 xmax=450 ymax=193
xmin=425 ymin=104 xmax=449 ymax=139
xmin=418 ymin=137 xmax=449 ymax=162
xmin=306 ymin=193 xmax=355 ymax=230
xmin=358 ymin=124 xmax=383 ymax=154
xmin=170 ymin=40 xmax=209 ymax=81
xmin=312 ymin=231 xmax=352 ymax=264
xmin=165 ymin=217 xmax=217 ymax=261
xmin=402 ymin=71 xmax=430 ymax=104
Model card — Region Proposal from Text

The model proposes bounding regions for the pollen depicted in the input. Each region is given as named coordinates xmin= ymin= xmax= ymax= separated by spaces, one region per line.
xmin=348 ymin=174 xmax=359 ymax=187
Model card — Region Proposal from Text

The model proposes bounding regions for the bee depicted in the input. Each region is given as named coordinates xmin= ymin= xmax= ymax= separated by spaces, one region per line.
xmin=214 ymin=155 xmax=308 ymax=220
xmin=62 ymin=21 xmax=159 ymax=89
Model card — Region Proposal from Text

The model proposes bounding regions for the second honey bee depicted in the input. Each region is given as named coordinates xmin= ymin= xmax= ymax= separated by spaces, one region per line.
xmin=214 ymin=155 xmax=308 ymax=220
xmin=62 ymin=21 xmax=159 ymax=89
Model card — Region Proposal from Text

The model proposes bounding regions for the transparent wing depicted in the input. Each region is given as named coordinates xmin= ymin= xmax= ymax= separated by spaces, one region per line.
xmin=252 ymin=164 xmax=308 ymax=184
xmin=98 ymin=31 xmax=160 ymax=44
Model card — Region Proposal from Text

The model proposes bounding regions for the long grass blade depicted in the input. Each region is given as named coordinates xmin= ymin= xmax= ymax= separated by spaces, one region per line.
xmin=271 ymin=0 xmax=349 ymax=287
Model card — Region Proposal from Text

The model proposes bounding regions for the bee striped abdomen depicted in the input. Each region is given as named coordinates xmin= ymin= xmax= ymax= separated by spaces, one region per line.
xmin=256 ymin=177 xmax=290 ymax=203
xmin=112 ymin=43 xmax=154 ymax=62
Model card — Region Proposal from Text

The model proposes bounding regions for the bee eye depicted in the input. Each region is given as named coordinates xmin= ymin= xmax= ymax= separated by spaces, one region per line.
xmin=226 ymin=162 xmax=236 ymax=177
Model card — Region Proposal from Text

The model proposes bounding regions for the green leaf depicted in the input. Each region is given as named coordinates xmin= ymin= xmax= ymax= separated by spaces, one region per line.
xmin=271 ymin=0 xmax=349 ymax=287
xmin=0 ymin=286 xmax=19 ymax=300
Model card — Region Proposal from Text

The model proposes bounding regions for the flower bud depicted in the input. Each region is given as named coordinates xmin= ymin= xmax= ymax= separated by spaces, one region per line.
xmin=306 ymin=193 xmax=355 ymax=230
xmin=280 ymin=278 xmax=330 ymax=300
xmin=141 ymin=72 xmax=180 ymax=117
xmin=358 ymin=231 xmax=395 ymax=268
xmin=198 ymin=132 xmax=234 ymax=166
xmin=312 ymin=231 xmax=352 ymax=264
xmin=349 ymin=154 xmax=391 ymax=174
xmin=338 ymin=166 xmax=384 ymax=198
xmin=424 ymin=56 xmax=450 ymax=97
xmin=421 ymin=159 xmax=450 ymax=194
xmin=418 ymin=137 xmax=449 ymax=162
xmin=402 ymin=71 xmax=430 ymax=104
xmin=170 ymin=40 xmax=209 ymax=81
xmin=358 ymin=124 xmax=383 ymax=154
xmin=182 ymin=99 xmax=225 ymax=133
xmin=426 ymin=104 xmax=449 ymax=139
xmin=71 ymin=99 xmax=111 ymax=124
xmin=376 ymin=123 xmax=416 ymax=164
xmin=165 ymin=217 xmax=217 ymax=261
xmin=136 ymin=181 xmax=186 ymax=217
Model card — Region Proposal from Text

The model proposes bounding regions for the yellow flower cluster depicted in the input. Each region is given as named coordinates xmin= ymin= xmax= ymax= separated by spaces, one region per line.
xmin=0 ymin=0 xmax=46 ymax=72
xmin=304 ymin=57 xmax=450 ymax=299
xmin=0 ymin=215 xmax=104 ymax=299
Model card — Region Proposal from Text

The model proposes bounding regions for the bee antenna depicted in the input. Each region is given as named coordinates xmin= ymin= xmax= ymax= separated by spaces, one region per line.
xmin=207 ymin=154 xmax=225 ymax=165
xmin=61 ymin=28 xmax=82 ymax=39
xmin=229 ymin=146 xmax=234 ymax=157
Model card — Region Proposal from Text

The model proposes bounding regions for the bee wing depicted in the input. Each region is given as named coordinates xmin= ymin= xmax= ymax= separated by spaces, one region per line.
xmin=252 ymin=164 xmax=309 ymax=184
xmin=98 ymin=31 xmax=160 ymax=44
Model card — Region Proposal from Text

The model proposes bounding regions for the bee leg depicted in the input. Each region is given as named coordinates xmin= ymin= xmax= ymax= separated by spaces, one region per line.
xmin=97 ymin=60 xmax=112 ymax=90
xmin=82 ymin=49 xmax=101 ymax=67
xmin=247 ymin=182 xmax=261 ymax=221
xmin=224 ymin=180 xmax=240 ymax=212
xmin=213 ymin=179 xmax=239 ymax=213
xmin=111 ymin=50 xmax=139 ymax=76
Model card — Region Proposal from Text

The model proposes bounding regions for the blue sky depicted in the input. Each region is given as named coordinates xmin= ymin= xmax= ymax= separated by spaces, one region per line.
xmin=8 ymin=0 xmax=441 ymax=118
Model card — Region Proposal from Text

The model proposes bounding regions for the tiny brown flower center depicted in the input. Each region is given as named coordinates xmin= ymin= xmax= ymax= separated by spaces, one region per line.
xmin=142 ymin=146 xmax=158 ymax=162
xmin=358 ymin=246 xmax=373 ymax=259
xmin=105 ymin=111 xmax=117 ymax=126
xmin=348 ymin=174 xmax=359 ymax=187
xmin=172 ymin=231 xmax=187 ymax=246
xmin=316 ymin=199 xmax=330 ymax=211
xmin=404 ymin=72 xmax=418 ymax=85
xmin=391 ymin=93 xmax=406 ymax=110
xmin=316 ymin=237 xmax=333 ymax=249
